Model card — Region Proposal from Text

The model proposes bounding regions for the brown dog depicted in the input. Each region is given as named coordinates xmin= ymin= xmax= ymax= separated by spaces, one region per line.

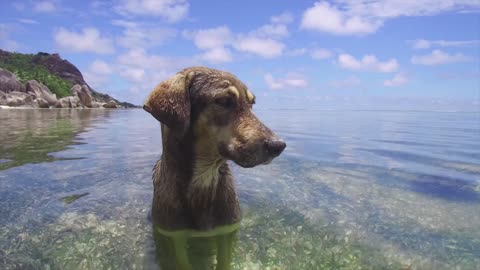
xmin=144 ymin=66 xmax=286 ymax=269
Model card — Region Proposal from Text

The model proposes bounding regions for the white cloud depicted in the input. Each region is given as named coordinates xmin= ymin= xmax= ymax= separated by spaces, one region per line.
xmin=458 ymin=8 xmax=480 ymax=13
xmin=54 ymin=28 xmax=115 ymax=54
xmin=184 ymin=12 xmax=290 ymax=60
xmin=115 ymin=0 xmax=189 ymax=22
xmin=183 ymin=12 xmax=292 ymax=62
xmin=118 ymin=48 xmax=166 ymax=69
xmin=113 ymin=48 xmax=199 ymax=104
xmin=119 ymin=67 xmax=146 ymax=83
xmin=117 ymin=48 xmax=196 ymax=82
xmin=89 ymin=1 xmax=115 ymax=16
xmin=234 ymin=36 xmax=285 ymax=58
xmin=301 ymin=1 xmax=381 ymax=35
xmin=264 ymin=73 xmax=308 ymax=90
xmin=336 ymin=0 xmax=480 ymax=18
xmin=234 ymin=11 xmax=292 ymax=58
xmin=200 ymin=47 xmax=232 ymax=64
xmin=183 ymin=26 xmax=233 ymax=64
xmin=83 ymin=73 xmax=108 ymax=89
xmin=264 ymin=74 xmax=283 ymax=90
xmin=311 ymin=48 xmax=333 ymax=59
xmin=384 ymin=73 xmax=408 ymax=87
xmin=83 ymin=60 xmax=114 ymax=89
xmin=270 ymin=12 xmax=294 ymax=24
xmin=338 ymin=53 xmax=399 ymax=72
xmin=112 ymin=20 xmax=176 ymax=49
xmin=301 ymin=1 xmax=480 ymax=35
xmin=90 ymin=60 xmax=113 ymax=74
xmin=90 ymin=1 xmax=107 ymax=9
xmin=412 ymin=39 xmax=431 ymax=49
xmin=288 ymin=48 xmax=307 ymax=56
xmin=255 ymin=24 xmax=289 ymax=39
xmin=233 ymin=13 xmax=293 ymax=58
xmin=110 ymin=20 xmax=137 ymax=29
xmin=185 ymin=26 xmax=232 ymax=50
xmin=34 ymin=0 xmax=56 ymax=12
xmin=17 ymin=19 xmax=39 ymax=24
xmin=433 ymin=40 xmax=480 ymax=47
xmin=329 ymin=76 xmax=361 ymax=88
xmin=233 ymin=12 xmax=291 ymax=58
xmin=411 ymin=39 xmax=480 ymax=49
xmin=185 ymin=26 xmax=286 ymax=59
xmin=246 ymin=12 xmax=292 ymax=40
xmin=411 ymin=50 xmax=471 ymax=65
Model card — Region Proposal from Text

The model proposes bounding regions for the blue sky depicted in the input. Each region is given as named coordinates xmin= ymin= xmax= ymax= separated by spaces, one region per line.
xmin=1 ymin=0 xmax=479 ymax=110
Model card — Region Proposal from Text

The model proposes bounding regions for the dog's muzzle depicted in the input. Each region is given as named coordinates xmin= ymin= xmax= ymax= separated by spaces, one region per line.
xmin=263 ymin=138 xmax=286 ymax=158
xmin=220 ymin=137 xmax=286 ymax=168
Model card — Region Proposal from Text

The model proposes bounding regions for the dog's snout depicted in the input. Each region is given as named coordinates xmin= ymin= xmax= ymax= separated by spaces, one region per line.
xmin=264 ymin=139 xmax=286 ymax=156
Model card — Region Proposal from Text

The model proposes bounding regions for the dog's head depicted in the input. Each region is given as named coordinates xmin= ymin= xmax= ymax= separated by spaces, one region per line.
xmin=144 ymin=67 xmax=286 ymax=168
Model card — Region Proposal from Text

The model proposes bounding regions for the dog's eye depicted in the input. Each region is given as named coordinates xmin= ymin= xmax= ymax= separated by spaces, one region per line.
xmin=215 ymin=97 xmax=234 ymax=108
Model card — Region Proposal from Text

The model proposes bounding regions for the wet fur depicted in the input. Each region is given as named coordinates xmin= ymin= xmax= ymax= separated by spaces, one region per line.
xmin=146 ymin=66 xmax=281 ymax=231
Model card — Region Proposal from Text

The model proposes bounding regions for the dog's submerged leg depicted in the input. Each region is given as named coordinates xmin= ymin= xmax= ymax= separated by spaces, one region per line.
xmin=215 ymin=231 xmax=237 ymax=270
xmin=188 ymin=236 xmax=216 ymax=269
xmin=153 ymin=230 xmax=190 ymax=270
xmin=172 ymin=235 xmax=193 ymax=270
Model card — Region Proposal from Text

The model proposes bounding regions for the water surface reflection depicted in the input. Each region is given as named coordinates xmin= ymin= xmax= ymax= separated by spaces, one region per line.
xmin=0 ymin=109 xmax=479 ymax=269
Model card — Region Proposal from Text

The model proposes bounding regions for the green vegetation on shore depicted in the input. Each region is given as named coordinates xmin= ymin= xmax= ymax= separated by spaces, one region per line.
xmin=0 ymin=52 xmax=72 ymax=98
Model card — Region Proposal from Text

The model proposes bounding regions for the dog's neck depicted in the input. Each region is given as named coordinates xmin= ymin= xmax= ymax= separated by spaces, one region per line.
xmin=157 ymin=124 xmax=241 ymax=229
xmin=191 ymin=154 xmax=225 ymax=188
xmin=161 ymin=124 xmax=227 ymax=194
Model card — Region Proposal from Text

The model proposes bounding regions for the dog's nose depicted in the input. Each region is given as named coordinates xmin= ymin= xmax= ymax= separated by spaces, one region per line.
xmin=264 ymin=139 xmax=286 ymax=156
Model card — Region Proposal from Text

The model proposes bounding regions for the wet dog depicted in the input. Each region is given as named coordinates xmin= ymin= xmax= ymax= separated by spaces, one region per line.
xmin=144 ymin=66 xmax=286 ymax=269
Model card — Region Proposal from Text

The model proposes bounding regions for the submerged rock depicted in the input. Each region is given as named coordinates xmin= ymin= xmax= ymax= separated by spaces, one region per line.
xmin=61 ymin=192 xmax=90 ymax=204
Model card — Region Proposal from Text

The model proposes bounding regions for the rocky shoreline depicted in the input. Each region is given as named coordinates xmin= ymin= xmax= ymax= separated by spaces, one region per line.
xmin=0 ymin=68 xmax=130 ymax=109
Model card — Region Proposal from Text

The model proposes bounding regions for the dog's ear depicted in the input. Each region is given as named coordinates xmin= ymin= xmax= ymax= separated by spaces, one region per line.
xmin=144 ymin=71 xmax=195 ymax=133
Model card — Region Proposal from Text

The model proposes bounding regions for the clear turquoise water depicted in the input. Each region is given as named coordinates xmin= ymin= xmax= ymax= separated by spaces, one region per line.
xmin=0 ymin=109 xmax=479 ymax=269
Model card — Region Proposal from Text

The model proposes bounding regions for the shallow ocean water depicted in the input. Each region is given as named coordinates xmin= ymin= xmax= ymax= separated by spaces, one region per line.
xmin=0 ymin=108 xmax=479 ymax=270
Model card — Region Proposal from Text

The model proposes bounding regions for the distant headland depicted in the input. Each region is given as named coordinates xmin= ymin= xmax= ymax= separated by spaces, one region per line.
xmin=0 ymin=49 xmax=138 ymax=109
